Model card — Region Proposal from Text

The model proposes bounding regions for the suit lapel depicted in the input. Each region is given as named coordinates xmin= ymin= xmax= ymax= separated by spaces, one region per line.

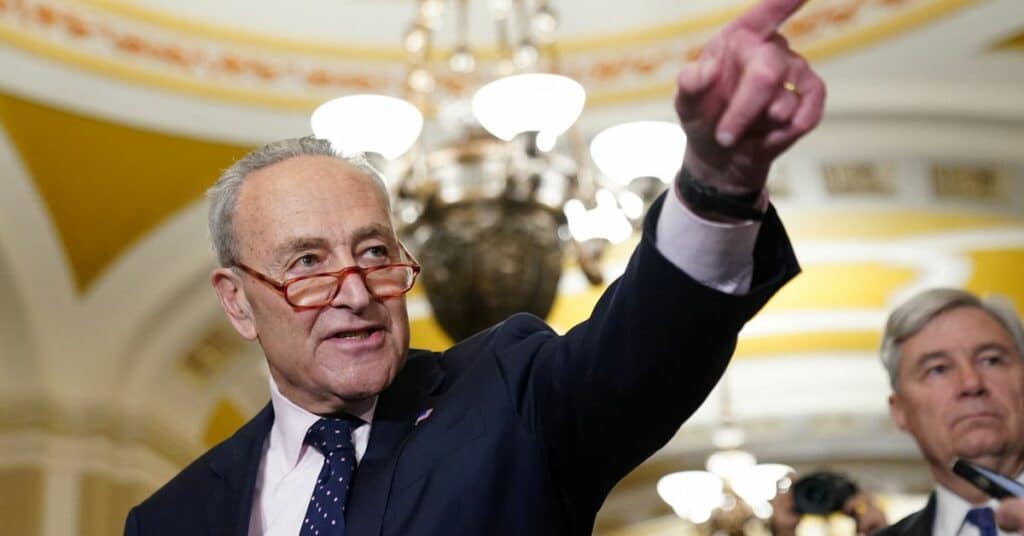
xmin=205 ymin=403 xmax=275 ymax=536
xmin=905 ymin=493 xmax=937 ymax=536
xmin=346 ymin=351 xmax=444 ymax=536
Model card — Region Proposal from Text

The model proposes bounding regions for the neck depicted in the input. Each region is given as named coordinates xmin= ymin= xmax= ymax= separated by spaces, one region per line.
xmin=269 ymin=371 xmax=376 ymax=419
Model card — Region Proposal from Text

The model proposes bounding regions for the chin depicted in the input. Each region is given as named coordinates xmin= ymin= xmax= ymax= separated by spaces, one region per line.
xmin=335 ymin=365 xmax=397 ymax=400
xmin=955 ymin=437 xmax=1006 ymax=460
xmin=336 ymin=389 xmax=379 ymax=403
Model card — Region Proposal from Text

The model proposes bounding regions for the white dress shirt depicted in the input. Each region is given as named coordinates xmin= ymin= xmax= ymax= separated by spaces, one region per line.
xmin=933 ymin=474 xmax=1024 ymax=536
xmin=248 ymin=378 xmax=375 ymax=536
xmin=247 ymin=190 xmax=764 ymax=535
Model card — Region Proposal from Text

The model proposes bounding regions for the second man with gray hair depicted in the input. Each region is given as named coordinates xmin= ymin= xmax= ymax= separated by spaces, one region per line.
xmin=877 ymin=288 xmax=1024 ymax=536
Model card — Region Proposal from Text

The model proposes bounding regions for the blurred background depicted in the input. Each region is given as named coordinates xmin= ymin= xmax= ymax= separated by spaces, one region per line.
xmin=1 ymin=0 xmax=1023 ymax=534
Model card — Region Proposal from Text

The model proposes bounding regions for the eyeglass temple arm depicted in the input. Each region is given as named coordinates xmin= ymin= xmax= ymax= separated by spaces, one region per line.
xmin=399 ymin=242 xmax=419 ymax=266
xmin=236 ymin=263 xmax=287 ymax=292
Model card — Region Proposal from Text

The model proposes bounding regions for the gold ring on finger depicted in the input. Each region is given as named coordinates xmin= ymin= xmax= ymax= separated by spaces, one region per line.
xmin=783 ymin=81 xmax=802 ymax=98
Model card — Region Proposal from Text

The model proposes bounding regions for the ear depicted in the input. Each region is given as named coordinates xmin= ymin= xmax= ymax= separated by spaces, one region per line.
xmin=211 ymin=267 xmax=258 ymax=340
xmin=889 ymin=392 xmax=909 ymax=432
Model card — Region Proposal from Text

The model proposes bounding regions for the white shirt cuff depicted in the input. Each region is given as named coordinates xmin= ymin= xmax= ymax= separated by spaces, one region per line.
xmin=654 ymin=189 xmax=762 ymax=295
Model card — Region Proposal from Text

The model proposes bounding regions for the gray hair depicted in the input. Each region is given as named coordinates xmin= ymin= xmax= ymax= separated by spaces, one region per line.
xmin=206 ymin=136 xmax=390 ymax=267
xmin=880 ymin=288 xmax=1024 ymax=389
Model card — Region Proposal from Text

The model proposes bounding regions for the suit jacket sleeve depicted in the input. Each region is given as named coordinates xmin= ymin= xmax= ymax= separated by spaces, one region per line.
xmin=124 ymin=506 xmax=140 ymax=536
xmin=492 ymin=192 xmax=800 ymax=509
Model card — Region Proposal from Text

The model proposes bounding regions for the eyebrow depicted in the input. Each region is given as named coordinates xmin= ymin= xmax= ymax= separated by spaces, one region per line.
xmin=351 ymin=223 xmax=396 ymax=246
xmin=270 ymin=237 xmax=331 ymax=265
xmin=268 ymin=224 xmax=397 ymax=267
xmin=973 ymin=342 xmax=1012 ymax=355
xmin=911 ymin=351 xmax=949 ymax=372
xmin=910 ymin=342 xmax=1013 ymax=371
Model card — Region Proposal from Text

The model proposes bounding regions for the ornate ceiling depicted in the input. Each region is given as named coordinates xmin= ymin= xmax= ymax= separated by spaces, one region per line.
xmin=0 ymin=0 xmax=1000 ymax=110
xmin=1 ymin=0 xmax=1023 ymax=534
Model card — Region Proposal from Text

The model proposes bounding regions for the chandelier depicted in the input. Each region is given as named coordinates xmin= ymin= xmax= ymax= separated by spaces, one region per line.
xmin=311 ymin=0 xmax=686 ymax=341
xmin=657 ymin=376 xmax=794 ymax=535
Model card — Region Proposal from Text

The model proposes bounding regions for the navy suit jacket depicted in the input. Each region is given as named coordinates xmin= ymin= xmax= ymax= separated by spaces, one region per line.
xmin=874 ymin=494 xmax=935 ymax=536
xmin=125 ymin=197 xmax=799 ymax=535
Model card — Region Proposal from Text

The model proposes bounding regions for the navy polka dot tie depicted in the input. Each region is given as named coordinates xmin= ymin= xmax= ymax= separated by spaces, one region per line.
xmin=965 ymin=506 xmax=997 ymax=536
xmin=300 ymin=416 xmax=359 ymax=536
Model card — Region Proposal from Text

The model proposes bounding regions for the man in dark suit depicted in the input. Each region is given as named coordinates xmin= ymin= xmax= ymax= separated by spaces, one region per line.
xmin=877 ymin=288 xmax=1024 ymax=536
xmin=124 ymin=0 xmax=824 ymax=534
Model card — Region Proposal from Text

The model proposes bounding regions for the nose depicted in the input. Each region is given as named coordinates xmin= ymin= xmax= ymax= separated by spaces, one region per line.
xmin=330 ymin=271 xmax=372 ymax=312
xmin=957 ymin=363 xmax=987 ymax=397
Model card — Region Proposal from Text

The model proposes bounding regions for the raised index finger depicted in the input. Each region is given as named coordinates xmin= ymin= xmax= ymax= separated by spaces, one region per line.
xmin=726 ymin=0 xmax=807 ymax=38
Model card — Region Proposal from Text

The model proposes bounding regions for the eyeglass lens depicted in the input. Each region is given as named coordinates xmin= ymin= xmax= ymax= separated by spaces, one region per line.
xmin=286 ymin=266 xmax=414 ymax=306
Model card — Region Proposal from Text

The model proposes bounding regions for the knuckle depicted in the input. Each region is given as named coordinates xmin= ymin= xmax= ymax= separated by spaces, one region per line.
xmin=816 ymin=77 xmax=828 ymax=95
xmin=796 ymin=113 xmax=822 ymax=132
xmin=750 ymin=65 xmax=783 ymax=88
xmin=810 ymin=77 xmax=828 ymax=100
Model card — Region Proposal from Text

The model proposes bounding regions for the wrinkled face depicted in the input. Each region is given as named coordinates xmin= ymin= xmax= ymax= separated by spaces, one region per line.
xmin=212 ymin=155 xmax=410 ymax=413
xmin=889 ymin=306 xmax=1024 ymax=472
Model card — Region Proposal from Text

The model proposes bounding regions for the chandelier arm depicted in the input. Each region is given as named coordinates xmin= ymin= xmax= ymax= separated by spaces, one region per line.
xmin=455 ymin=0 xmax=469 ymax=47
xmin=493 ymin=6 xmax=511 ymax=64
xmin=512 ymin=0 xmax=533 ymax=51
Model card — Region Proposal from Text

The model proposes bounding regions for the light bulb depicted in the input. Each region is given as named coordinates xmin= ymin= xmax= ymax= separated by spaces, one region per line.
xmin=404 ymin=24 xmax=429 ymax=55
xmin=420 ymin=0 xmax=444 ymax=21
xmin=513 ymin=41 xmax=539 ymax=69
xmin=448 ymin=46 xmax=476 ymax=74
xmin=531 ymin=7 xmax=559 ymax=42
xmin=407 ymin=68 xmax=436 ymax=93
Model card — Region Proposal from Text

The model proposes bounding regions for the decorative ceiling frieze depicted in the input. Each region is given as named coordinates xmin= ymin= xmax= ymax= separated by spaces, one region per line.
xmin=0 ymin=0 xmax=985 ymax=109
xmin=992 ymin=27 xmax=1024 ymax=51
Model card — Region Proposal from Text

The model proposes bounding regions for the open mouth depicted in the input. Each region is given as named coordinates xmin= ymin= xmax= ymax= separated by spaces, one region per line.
xmin=330 ymin=328 xmax=380 ymax=341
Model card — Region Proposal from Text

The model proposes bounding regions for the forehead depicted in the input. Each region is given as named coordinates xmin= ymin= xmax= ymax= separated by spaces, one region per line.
xmin=232 ymin=155 xmax=394 ymax=259
xmin=898 ymin=306 xmax=1015 ymax=364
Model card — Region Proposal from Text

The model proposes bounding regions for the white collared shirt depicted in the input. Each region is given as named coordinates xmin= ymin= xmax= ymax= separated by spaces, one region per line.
xmin=247 ymin=191 xmax=762 ymax=535
xmin=248 ymin=378 xmax=375 ymax=536
xmin=933 ymin=474 xmax=1024 ymax=536
xmin=656 ymin=188 xmax=763 ymax=294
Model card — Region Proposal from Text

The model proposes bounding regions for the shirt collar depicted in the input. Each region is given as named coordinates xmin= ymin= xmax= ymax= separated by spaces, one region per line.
xmin=268 ymin=376 xmax=376 ymax=470
xmin=934 ymin=483 xmax=977 ymax=536
xmin=933 ymin=470 xmax=1024 ymax=536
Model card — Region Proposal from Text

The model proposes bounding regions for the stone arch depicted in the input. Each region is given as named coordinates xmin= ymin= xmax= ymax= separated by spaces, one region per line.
xmin=0 ymin=246 xmax=42 ymax=405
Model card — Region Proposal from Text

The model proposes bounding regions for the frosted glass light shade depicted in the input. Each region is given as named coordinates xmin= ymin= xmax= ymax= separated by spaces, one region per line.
xmin=657 ymin=471 xmax=725 ymax=524
xmin=589 ymin=121 xmax=686 ymax=184
xmin=705 ymin=449 xmax=756 ymax=482
xmin=563 ymin=189 xmax=633 ymax=244
xmin=471 ymin=73 xmax=585 ymax=141
xmin=730 ymin=463 xmax=794 ymax=508
xmin=311 ymin=95 xmax=423 ymax=159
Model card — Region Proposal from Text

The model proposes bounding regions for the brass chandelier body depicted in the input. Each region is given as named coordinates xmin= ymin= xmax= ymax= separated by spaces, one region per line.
xmin=388 ymin=0 xmax=601 ymax=341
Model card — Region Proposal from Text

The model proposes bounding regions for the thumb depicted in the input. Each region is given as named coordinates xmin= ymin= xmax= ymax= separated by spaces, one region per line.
xmin=996 ymin=498 xmax=1024 ymax=531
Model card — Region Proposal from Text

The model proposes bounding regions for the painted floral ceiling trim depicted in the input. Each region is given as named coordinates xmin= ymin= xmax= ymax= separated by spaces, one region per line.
xmin=0 ymin=0 xmax=979 ymax=110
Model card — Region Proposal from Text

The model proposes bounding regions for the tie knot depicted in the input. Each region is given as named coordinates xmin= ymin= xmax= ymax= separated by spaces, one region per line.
xmin=966 ymin=506 xmax=997 ymax=535
xmin=305 ymin=416 xmax=359 ymax=455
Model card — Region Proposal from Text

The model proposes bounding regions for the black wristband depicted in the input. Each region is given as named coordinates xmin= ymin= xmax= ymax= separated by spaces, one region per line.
xmin=675 ymin=167 xmax=765 ymax=221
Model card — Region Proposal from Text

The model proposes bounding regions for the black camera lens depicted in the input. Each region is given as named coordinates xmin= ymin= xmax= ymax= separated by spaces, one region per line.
xmin=792 ymin=471 xmax=858 ymax=515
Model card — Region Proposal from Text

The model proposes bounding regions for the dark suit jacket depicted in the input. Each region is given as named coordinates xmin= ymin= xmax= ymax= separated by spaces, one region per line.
xmin=874 ymin=494 xmax=936 ymax=536
xmin=124 ymin=197 xmax=799 ymax=535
